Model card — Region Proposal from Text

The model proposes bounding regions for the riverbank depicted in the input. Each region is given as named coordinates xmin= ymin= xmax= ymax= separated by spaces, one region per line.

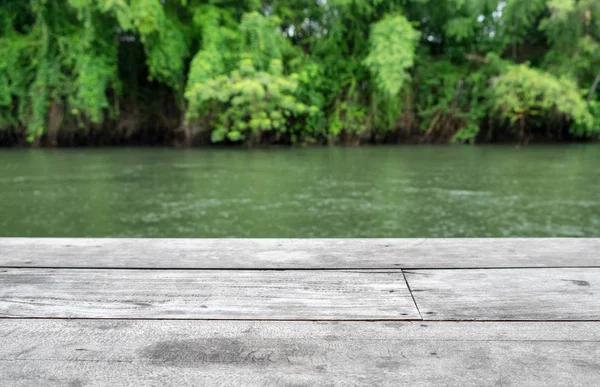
xmin=1 ymin=127 xmax=598 ymax=148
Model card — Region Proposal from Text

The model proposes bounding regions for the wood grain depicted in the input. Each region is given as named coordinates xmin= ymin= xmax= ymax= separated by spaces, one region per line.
xmin=1 ymin=320 xmax=599 ymax=386
xmin=1 ymin=238 xmax=599 ymax=269
xmin=405 ymin=268 xmax=600 ymax=320
xmin=0 ymin=269 xmax=418 ymax=320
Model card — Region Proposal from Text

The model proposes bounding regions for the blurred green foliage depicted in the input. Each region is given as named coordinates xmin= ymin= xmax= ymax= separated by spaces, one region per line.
xmin=1 ymin=0 xmax=600 ymax=145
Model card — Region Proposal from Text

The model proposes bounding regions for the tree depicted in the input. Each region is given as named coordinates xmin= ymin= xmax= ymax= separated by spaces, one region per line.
xmin=1 ymin=0 xmax=599 ymax=145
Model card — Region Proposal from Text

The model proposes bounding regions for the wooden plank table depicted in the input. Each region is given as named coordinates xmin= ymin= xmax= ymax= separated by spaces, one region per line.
xmin=1 ymin=238 xmax=599 ymax=386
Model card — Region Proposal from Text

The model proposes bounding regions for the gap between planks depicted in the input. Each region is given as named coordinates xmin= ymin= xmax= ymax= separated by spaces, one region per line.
xmin=3 ymin=266 xmax=600 ymax=270
xmin=4 ymin=317 xmax=600 ymax=322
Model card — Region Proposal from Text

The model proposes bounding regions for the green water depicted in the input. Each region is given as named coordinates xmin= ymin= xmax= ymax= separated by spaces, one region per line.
xmin=0 ymin=146 xmax=598 ymax=237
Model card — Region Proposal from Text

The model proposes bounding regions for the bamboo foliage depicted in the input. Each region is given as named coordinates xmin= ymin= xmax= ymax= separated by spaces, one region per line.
xmin=1 ymin=0 xmax=599 ymax=145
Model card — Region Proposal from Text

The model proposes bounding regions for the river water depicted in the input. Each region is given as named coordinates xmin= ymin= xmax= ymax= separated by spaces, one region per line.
xmin=0 ymin=145 xmax=598 ymax=237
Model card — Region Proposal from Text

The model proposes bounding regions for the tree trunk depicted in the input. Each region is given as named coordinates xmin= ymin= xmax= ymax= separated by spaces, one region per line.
xmin=587 ymin=70 xmax=600 ymax=104
xmin=520 ymin=116 xmax=526 ymax=143
xmin=46 ymin=99 xmax=64 ymax=146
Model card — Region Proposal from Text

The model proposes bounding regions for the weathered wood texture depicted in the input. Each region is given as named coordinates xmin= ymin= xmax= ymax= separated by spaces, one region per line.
xmin=1 ymin=320 xmax=599 ymax=387
xmin=405 ymin=268 xmax=600 ymax=320
xmin=1 ymin=238 xmax=599 ymax=269
xmin=0 ymin=269 xmax=418 ymax=320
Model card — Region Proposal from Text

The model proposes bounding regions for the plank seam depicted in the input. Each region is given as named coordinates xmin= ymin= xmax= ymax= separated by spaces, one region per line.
xmin=4 ymin=266 xmax=600 ymax=270
xmin=2 ymin=317 xmax=600 ymax=322
xmin=402 ymin=270 xmax=423 ymax=320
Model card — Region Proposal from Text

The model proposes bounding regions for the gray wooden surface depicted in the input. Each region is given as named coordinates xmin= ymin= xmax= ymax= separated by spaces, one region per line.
xmin=0 ymin=269 xmax=419 ymax=320
xmin=1 ymin=238 xmax=599 ymax=269
xmin=1 ymin=320 xmax=599 ymax=387
xmin=405 ymin=268 xmax=600 ymax=320
xmin=1 ymin=238 xmax=599 ymax=386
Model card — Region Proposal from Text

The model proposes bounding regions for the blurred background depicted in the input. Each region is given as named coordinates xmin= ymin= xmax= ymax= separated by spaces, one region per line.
xmin=0 ymin=1 xmax=598 ymax=238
